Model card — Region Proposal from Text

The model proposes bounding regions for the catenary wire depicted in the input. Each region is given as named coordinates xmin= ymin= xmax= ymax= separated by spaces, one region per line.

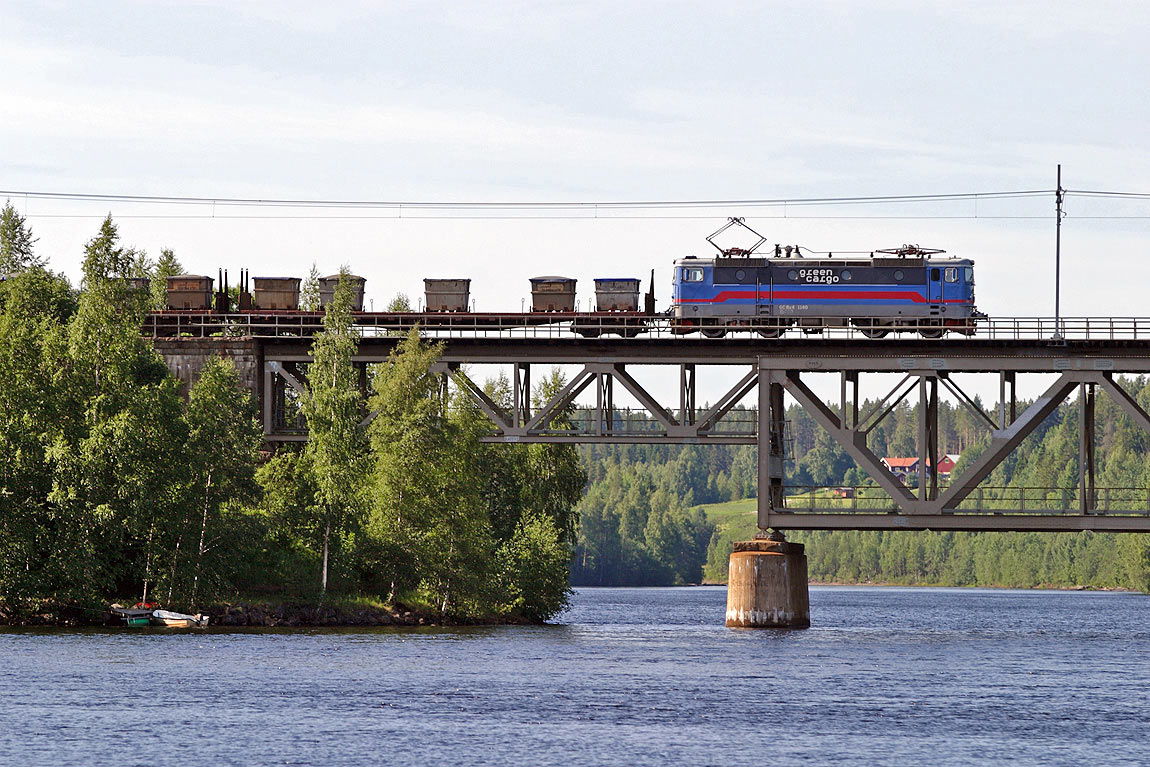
xmin=0 ymin=188 xmax=1053 ymax=210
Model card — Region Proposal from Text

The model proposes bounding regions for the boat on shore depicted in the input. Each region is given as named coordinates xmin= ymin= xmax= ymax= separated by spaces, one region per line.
xmin=110 ymin=607 xmax=154 ymax=626
xmin=151 ymin=610 xmax=210 ymax=627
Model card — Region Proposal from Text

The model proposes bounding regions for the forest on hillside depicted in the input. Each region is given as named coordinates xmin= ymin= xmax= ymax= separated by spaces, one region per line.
xmin=0 ymin=204 xmax=582 ymax=622
xmin=572 ymin=379 xmax=1150 ymax=593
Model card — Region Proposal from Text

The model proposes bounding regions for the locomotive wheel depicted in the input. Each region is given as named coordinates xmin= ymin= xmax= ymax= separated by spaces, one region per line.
xmin=701 ymin=328 xmax=727 ymax=339
xmin=757 ymin=328 xmax=782 ymax=339
xmin=919 ymin=327 xmax=945 ymax=339
xmin=860 ymin=327 xmax=889 ymax=339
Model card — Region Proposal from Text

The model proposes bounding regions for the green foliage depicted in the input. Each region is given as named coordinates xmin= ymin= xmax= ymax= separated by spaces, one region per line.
xmin=181 ymin=356 xmax=263 ymax=605
xmin=363 ymin=328 xmax=500 ymax=613
xmin=300 ymin=263 xmax=321 ymax=311
xmin=302 ymin=267 xmax=370 ymax=593
xmin=0 ymin=269 xmax=71 ymax=605
xmin=496 ymin=513 xmax=572 ymax=621
xmin=150 ymin=248 xmax=184 ymax=311
xmin=572 ymin=450 xmax=715 ymax=586
xmin=0 ymin=267 xmax=78 ymax=323
xmin=255 ymin=448 xmax=324 ymax=592
xmin=525 ymin=370 xmax=586 ymax=545
xmin=0 ymin=200 xmax=43 ymax=273
xmin=364 ymin=329 xmax=451 ymax=596
xmin=0 ymin=222 xmax=584 ymax=622
xmin=0 ymin=217 xmax=193 ymax=612
xmin=387 ymin=293 xmax=412 ymax=312
xmin=580 ymin=379 xmax=1150 ymax=592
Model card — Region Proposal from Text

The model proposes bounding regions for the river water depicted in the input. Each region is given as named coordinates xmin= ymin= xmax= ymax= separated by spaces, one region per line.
xmin=3 ymin=586 xmax=1149 ymax=766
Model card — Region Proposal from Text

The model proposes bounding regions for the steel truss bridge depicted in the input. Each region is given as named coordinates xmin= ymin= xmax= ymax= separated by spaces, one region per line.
xmin=148 ymin=312 xmax=1150 ymax=534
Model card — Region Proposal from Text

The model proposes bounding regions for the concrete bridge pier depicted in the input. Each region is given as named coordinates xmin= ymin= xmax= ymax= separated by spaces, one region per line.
xmin=727 ymin=371 xmax=810 ymax=628
xmin=725 ymin=537 xmax=810 ymax=629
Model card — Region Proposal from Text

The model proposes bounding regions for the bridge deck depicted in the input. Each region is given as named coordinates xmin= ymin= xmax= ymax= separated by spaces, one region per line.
xmin=246 ymin=335 xmax=1150 ymax=371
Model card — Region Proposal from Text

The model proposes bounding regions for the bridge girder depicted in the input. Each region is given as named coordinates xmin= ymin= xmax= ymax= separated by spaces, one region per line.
xmin=242 ymin=337 xmax=1150 ymax=532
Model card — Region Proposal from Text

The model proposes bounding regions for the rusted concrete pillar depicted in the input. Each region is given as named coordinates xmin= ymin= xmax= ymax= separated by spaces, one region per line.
xmin=725 ymin=539 xmax=810 ymax=629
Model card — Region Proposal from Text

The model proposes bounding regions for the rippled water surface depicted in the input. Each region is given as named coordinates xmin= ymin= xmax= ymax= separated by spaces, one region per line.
xmin=4 ymin=586 xmax=1150 ymax=766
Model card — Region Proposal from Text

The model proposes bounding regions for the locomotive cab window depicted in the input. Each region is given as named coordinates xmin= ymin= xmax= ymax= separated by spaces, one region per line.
xmin=944 ymin=267 xmax=958 ymax=283
xmin=964 ymin=267 xmax=974 ymax=283
xmin=683 ymin=268 xmax=704 ymax=282
xmin=930 ymin=268 xmax=941 ymax=281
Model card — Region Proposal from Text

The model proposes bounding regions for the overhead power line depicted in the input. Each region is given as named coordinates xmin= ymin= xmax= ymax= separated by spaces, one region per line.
xmin=0 ymin=188 xmax=1053 ymax=211
xmin=1064 ymin=189 xmax=1150 ymax=200
xmin=18 ymin=213 xmax=1060 ymax=221
xmin=7 ymin=187 xmax=1148 ymax=222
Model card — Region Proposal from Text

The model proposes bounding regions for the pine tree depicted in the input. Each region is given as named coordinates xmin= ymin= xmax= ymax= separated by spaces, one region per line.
xmin=151 ymin=248 xmax=184 ymax=310
xmin=0 ymin=201 xmax=43 ymax=274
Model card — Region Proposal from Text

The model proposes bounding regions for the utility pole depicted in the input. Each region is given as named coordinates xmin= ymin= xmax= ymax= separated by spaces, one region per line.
xmin=1054 ymin=164 xmax=1064 ymax=339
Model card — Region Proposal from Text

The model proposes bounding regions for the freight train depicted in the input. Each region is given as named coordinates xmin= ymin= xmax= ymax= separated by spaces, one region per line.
xmin=153 ymin=220 xmax=983 ymax=338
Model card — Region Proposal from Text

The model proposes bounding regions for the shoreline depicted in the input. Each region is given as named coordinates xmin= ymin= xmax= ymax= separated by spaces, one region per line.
xmin=701 ymin=579 xmax=1137 ymax=591
xmin=0 ymin=601 xmax=536 ymax=628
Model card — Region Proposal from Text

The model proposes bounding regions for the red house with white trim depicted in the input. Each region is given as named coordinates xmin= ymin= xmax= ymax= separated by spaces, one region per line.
xmin=882 ymin=457 xmax=920 ymax=479
xmin=883 ymin=454 xmax=961 ymax=481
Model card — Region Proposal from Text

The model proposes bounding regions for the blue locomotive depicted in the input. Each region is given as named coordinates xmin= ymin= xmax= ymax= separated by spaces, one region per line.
xmin=669 ymin=221 xmax=981 ymax=337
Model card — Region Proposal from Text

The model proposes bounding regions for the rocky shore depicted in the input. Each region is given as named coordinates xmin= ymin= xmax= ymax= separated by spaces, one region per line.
xmin=0 ymin=601 xmax=534 ymax=628
xmin=205 ymin=602 xmax=532 ymax=628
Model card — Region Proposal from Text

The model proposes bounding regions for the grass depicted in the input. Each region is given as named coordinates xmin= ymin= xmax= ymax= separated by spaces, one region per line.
xmin=697 ymin=498 xmax=758 ymax=584
xmin=697 ymin=489 xmax=897 ymax=582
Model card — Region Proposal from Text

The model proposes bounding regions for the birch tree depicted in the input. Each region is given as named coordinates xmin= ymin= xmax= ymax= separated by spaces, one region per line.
xmin=302 ymin=267 xmax=369 ymax=593
xmin=184 ymin=356 xmax=262 ymax=605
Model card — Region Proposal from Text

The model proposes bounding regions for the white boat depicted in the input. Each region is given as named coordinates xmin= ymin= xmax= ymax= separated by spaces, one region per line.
xmin=151 ymin=610 xmax=210 ymax=627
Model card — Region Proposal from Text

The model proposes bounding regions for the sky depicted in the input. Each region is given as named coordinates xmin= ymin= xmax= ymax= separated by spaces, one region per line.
xmin=2 ymin=1 xmax=1149 ymax=405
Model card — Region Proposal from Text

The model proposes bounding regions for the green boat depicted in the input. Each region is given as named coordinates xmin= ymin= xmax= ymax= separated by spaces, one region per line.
xmin=111 ymin=606 xmax=154 ymax=626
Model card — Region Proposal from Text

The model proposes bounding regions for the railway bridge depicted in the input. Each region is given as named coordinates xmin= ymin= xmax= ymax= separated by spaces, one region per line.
xmin=148 ymin=313 xmax=1150 ymax=627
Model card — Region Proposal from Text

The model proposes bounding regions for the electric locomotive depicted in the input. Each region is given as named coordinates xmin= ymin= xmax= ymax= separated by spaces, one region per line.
xmin=671 ymin=220 xmax=981 ymax=338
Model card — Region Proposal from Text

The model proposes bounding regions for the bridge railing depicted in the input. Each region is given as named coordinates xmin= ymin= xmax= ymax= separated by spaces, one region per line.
xmin=564 ymin=407 xmax=757 ymax=436
xmin=782 ymin=485 xmax=1150 ymax=515
xmin=144 ymin=312 xmax=1150 ymax=341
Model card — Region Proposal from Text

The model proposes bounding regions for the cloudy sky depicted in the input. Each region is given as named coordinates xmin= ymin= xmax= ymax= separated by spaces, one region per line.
xmin=2 ymin=0 xmax=1148 ymax=320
